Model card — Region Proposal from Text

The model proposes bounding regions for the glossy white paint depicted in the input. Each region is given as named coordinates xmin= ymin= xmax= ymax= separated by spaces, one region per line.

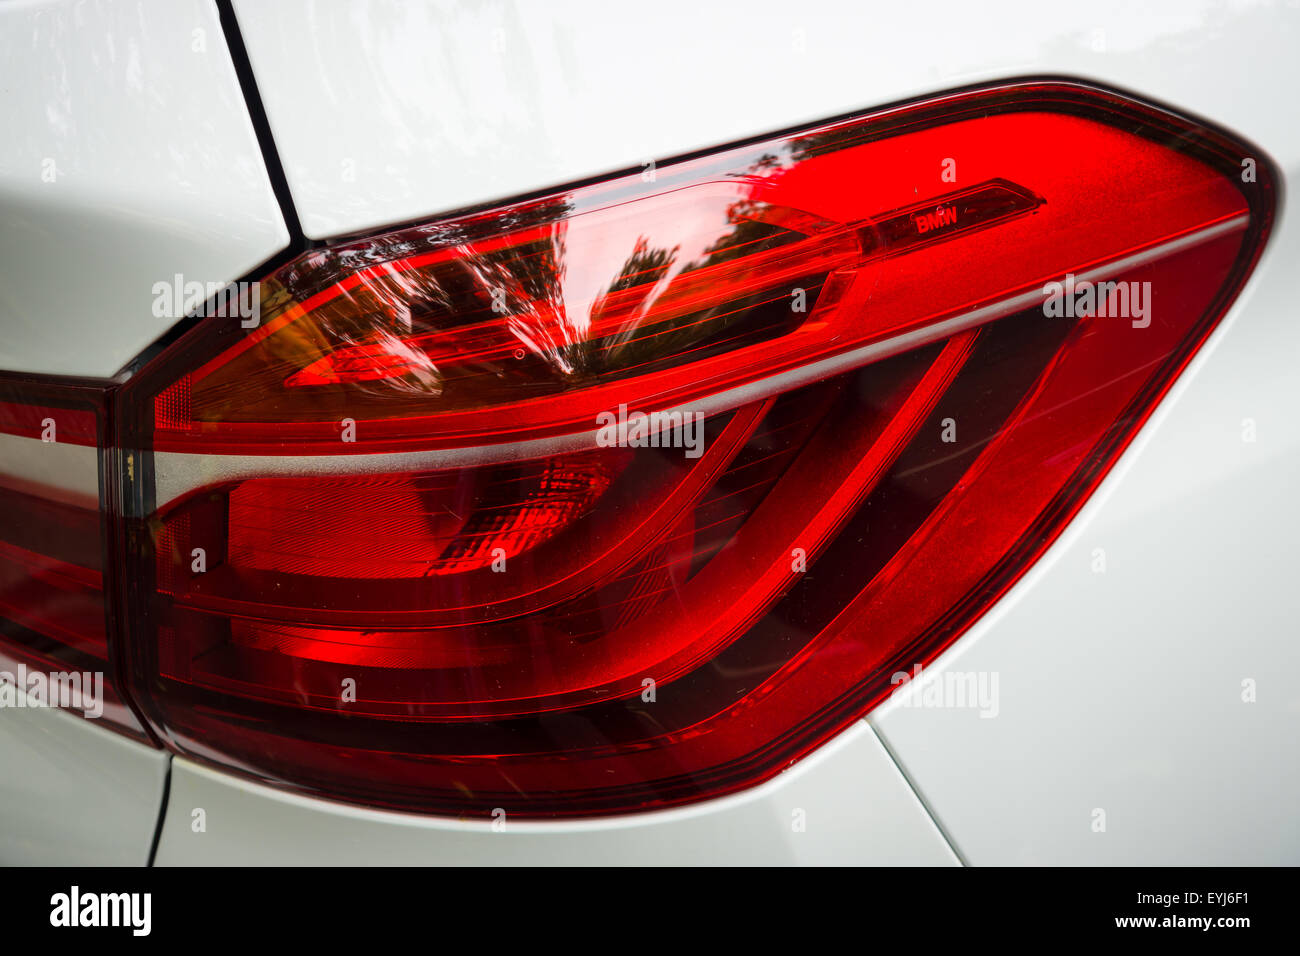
xmin=2 ymin=0 xmax=1297 ymax=865
xmin=0 ymin=0 xmax=289 ymax=378
xmin=0 ymin=703 xmax=167 ymax=865
xmin=234 ymin=0 xmax=1299 ymax=240
xmin=153 ymin=721 xmax=959 ymax=865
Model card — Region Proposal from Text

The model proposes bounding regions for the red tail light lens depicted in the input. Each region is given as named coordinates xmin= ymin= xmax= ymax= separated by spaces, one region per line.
xmin=0 ymin=381 xmax=146 ymax=737
xmin=115 ymin=82 xmax=1274 ymax=816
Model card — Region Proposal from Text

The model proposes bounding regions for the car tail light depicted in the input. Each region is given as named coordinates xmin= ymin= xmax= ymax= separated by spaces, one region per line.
xmin=102 ymin=82 xmax=1272 ymax=816
xmin=0 ymin=381 xmax=147 ymax=737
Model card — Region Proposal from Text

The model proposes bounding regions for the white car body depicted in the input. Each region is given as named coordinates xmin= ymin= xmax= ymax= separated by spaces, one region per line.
xmin=1 ymin=0 xmax=1296 ymax=865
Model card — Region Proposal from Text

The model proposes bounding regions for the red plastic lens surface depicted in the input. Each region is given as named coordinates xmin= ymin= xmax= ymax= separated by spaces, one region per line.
xmin=148 ymin=90 xmax=1245 ymax=457
xmin=0 ymin=382 xmax=146 ymax=737
xmin=116 ymin=82 xmax=1274 ymax=816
